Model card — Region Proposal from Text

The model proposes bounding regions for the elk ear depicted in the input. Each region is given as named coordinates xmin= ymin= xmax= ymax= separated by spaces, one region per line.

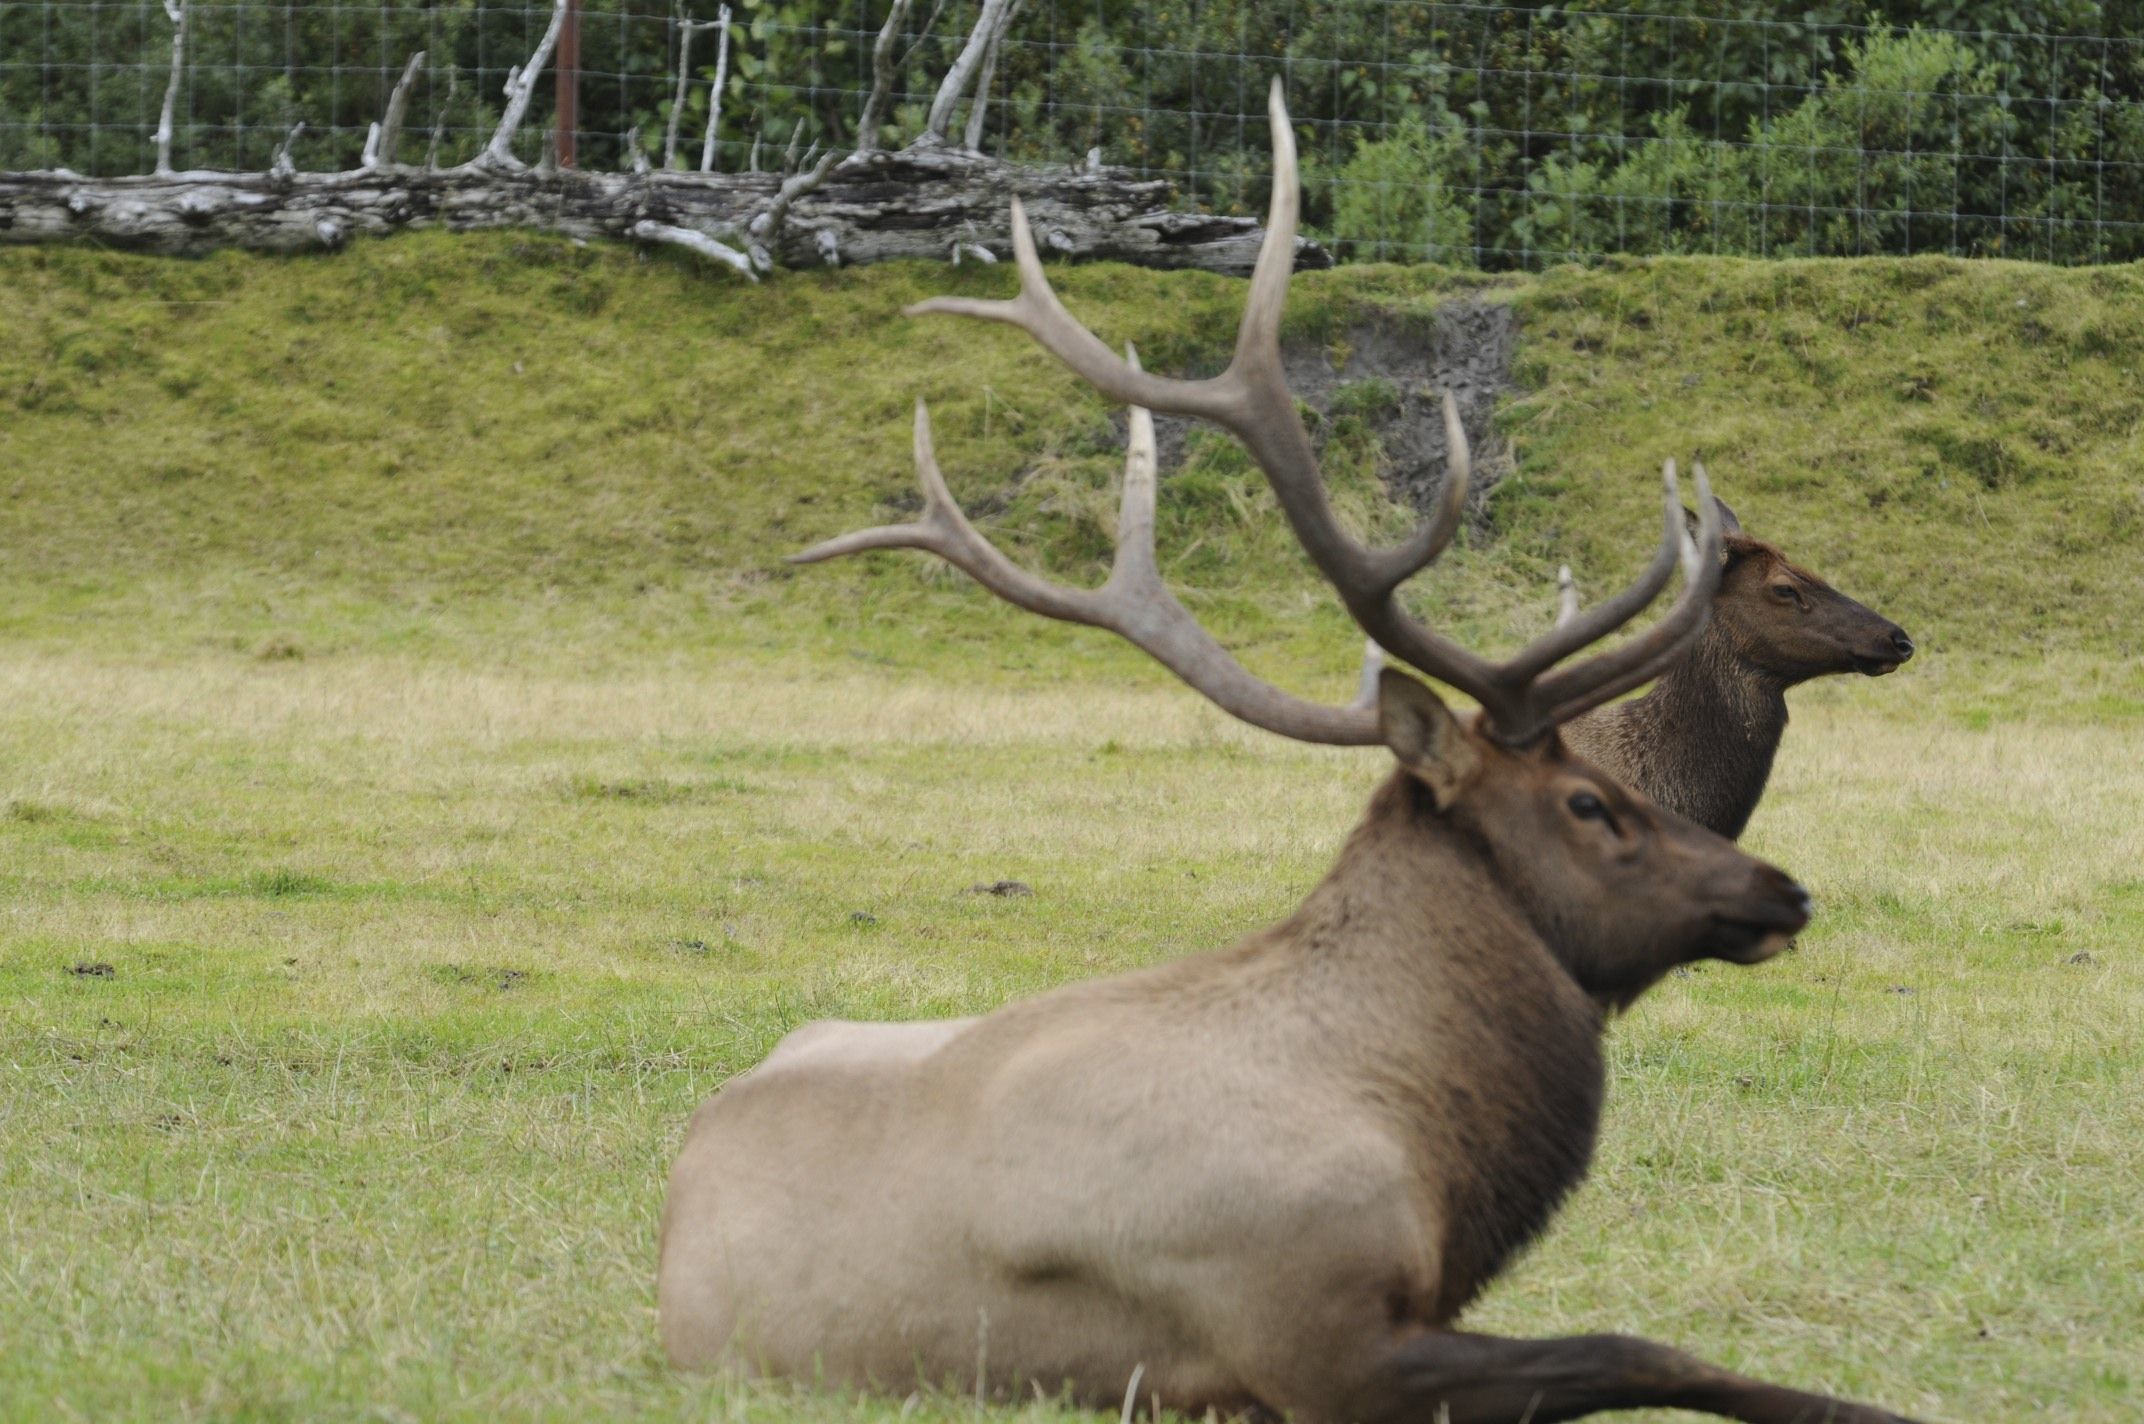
xmin=1378 ymin=669 xmax=1480 ymax=808
xmin=1683 ymin=498 xmax=1742 ymax=561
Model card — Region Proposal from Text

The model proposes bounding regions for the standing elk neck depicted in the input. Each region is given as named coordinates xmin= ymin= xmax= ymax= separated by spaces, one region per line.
xmin=1561 ymin=508 xmax=1914 ymax=840
xmin=1562 ymin=625 xmax=1788 ymax=841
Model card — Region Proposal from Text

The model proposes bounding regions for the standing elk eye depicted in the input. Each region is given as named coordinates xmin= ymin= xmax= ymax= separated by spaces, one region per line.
xmin=1567 ymin=791 xmax=1610 ymax=821
xmin=1770 ymin=583 xmax=1800 ymax=602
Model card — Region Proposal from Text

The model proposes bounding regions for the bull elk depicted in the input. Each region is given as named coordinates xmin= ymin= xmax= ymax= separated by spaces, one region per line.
xmin=658 ymin=84 xmax=1925 ymax=1424
xmin=1557 ymin=501 xmax=1914 ymax=838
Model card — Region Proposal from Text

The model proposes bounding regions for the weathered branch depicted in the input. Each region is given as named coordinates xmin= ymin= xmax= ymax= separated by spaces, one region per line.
xmin=747 ymin=147 xmax=841 ymax=269
xmin=856 ymin=0 xmax=915 ymax=154
xmin=923 ymin=0 xmax=1013 ymax=145
xmin=479 ymin=0 xmax=570 ymax=170
xmin=961 ymin=0 xmax=1025 ymax=152
xmin=663 ymin=17 xmax=721 ymax=171
xmin=630 ymin=218 xmax=755 ymax=280
xmin=0 ymin=152 xmax=1331 ymax=277
xmin=425 ymin=71 xmax=457 ymax=169
xmin=373 ymin=51 xmax=427 ymax=171
xmin=699 ymin=6 xmax=733 ymax=173
xmin=270 ymin=123 xmax=305 ymax=179
xmin=154 ymin=0 xmax=188 ymax=177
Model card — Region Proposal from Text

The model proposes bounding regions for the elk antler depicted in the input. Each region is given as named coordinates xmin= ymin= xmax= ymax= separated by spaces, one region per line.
xmin=898 ymin=79 xmax=1722 ymax=746
xmin=790 ymin=358 xmax=1385 ymax=745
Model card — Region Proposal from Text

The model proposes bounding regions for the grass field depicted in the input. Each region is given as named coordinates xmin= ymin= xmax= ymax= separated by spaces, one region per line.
xmin=2 ymin=238 xmax=2141 ymax=1421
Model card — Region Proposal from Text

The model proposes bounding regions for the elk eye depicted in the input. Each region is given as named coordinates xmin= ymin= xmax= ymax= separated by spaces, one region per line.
xmin=1567 ymin=791 xmax=1609 ymax=822
xmin=1771 ymin=583 xmax=1798 ymax=600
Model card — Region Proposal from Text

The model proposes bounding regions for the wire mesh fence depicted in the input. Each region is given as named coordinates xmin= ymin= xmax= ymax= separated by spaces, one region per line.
xmin=5 ymin=1 xmax=2142 ymax=269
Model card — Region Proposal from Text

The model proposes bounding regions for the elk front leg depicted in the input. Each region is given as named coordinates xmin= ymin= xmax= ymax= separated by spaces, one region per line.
xmin=1343 ymin=1329 xmax=1925 ymax=1424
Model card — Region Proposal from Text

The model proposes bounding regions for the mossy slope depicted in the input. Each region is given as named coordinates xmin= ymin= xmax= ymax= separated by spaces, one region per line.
xmin=4 ymin=237 xmax=2141 ymax=674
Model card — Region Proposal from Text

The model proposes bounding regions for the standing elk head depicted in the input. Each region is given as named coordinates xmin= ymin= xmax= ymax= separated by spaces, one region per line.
xmin=1684 ymin=497 xmax=1916 ymax=683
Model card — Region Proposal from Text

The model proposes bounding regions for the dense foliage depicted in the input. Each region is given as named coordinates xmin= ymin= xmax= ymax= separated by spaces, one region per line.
xmin=3 ymin=0 xmax=2142 ymax=265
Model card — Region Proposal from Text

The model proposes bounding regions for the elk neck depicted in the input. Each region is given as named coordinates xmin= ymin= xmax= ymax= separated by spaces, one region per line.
xmin=1260 ymin=770 xmax=1608 ymax=1316
xmin=1580 ymin=619 xmax=1788 ymax=839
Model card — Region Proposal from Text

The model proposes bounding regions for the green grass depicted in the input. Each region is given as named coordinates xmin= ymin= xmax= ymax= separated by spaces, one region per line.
xmin=2 ymin=236 xmax=2141 ymax=1421
xmin=3 ymin=654 xmax=2138 ymax=1422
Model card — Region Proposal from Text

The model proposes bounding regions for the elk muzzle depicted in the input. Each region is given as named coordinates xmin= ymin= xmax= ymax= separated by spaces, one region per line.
xmin=1851 ymin=622 xmax=1915 ymax=677
xmin=1704 ymin=862 xmax=1813 ymax=964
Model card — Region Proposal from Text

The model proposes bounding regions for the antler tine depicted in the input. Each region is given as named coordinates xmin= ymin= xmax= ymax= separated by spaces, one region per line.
xmin=902 ymin=80 xmax=1510 ymax=719
xmin=903 ymin=201 xmax=1240 ymax=423
xmin=1497 ymin=459 xmax=1686 ymax=688
xmin=790 ymin=398 xmax=1381 ymax=746
xmin=875 ymin=81 xmax=1722 ymax=751
xmin=1555 ymin=566 xmax=1579 ymax=628
xmin=1106 ymin=345 xmax=1162 ymax=589
xmin=790 ymin=401 xmax=1082 ymax=621
xmin=1351 ymin=639 xmax=1386 ymax=710
xmin=1380 ymin=391 xmax=1473 ymax=587
xmin=1531 ymin=460 xmax=1725 ymax=729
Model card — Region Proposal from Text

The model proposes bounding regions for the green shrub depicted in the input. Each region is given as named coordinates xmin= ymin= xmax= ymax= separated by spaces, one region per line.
xmin=1330 ymin=113 xmax=1475 ymax=263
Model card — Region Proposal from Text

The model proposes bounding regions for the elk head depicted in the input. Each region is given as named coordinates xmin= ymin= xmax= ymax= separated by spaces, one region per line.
xmin=792 ymin=79 xmax=1811 ymax=1008
xmin=1380 ymin=669 xmax=1810 ymax=1009
xmin=1687 ymin=497 xmax=1915 ymax=682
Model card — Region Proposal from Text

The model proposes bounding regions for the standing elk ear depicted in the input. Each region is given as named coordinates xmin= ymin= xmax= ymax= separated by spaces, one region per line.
xmin=1684 ymin=494 xmax=1741 ymax=559
xmin=1683 ymin=496 xmax=1742 ymax=538
xmin=1378 ymin=669 xmax=1480 ymax=808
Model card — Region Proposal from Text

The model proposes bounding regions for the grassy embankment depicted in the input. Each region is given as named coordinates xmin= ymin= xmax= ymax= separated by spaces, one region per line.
xmin=1 ymin=237 xmax=2140 ymax=1420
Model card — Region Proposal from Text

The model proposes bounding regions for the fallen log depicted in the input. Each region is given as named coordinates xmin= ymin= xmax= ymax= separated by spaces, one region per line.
xmin=0 ymin=148 xmax=1330 ymax=275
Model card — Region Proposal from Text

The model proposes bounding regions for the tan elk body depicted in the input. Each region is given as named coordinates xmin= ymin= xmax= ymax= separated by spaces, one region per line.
xmin=658 ymin=85 xmax=1925 ymax=1424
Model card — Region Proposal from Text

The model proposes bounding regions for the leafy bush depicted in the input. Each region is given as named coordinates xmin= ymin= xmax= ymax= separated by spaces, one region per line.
xmin=1329 ymin=113 xmax=1475 ymax=263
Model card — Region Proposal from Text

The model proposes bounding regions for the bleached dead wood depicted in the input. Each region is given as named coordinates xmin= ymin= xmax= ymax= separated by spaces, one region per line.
xmin=372 ymin=51 xmax=427 ymax=171
xmin=630 ymin=218 xmax=755 ymax=280
xmin=270 ymin=123 xmax=305 ymax=179
xmin=961 ymin=0 xmax=1025 ymax=151
xmin=922 ymin=0 xmax=1014 ymax=145
xmin=855 ymin=0 xmax=916 ymax=154
xmin=699 ymin=7 xmax=733 ymax=173
xmin=0 ymin=150 xmax=1329 ymax=277
xmin=0 ymin=0 xmax=1324 ymax=279
xmin=478 ymin=0 xmax=570 ymax=170
xmin=154 ymin=0 xmax=189 ymax=176
xmin=663 ymin=17 xmax=719 ymax=170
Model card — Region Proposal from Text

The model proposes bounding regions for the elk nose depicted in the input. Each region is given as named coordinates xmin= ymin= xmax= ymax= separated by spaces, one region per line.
xmin=1889 ymin=628 xmax=1916 ymax=661
xmin=1754 ymin=864 xmax=1814 ymax=931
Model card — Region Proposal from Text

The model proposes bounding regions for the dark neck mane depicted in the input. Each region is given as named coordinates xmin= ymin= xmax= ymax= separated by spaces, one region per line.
xmin=1564 ymin=621 xmax=1789 ymax=839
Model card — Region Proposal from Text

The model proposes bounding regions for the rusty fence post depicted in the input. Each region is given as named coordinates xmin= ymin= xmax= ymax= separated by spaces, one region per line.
xmin=555 ymin=0 xmax=582 ymax=168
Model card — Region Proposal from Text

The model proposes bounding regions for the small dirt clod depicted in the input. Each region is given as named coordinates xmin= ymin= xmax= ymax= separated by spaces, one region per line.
xmin=966 ymin=880 xmax=1033 ymax=898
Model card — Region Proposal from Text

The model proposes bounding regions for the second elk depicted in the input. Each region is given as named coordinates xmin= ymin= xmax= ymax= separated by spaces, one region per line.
xmin=659 ymin=82 xmax=1927 ymax=1424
